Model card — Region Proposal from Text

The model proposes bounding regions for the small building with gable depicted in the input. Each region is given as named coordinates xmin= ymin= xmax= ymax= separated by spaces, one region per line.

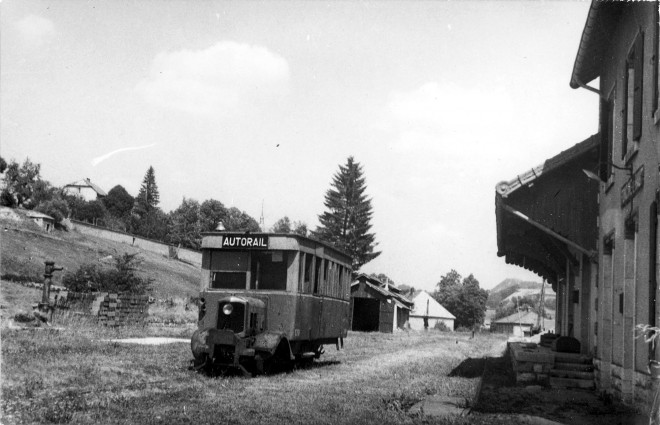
xmin=350 ymin=274 xmax=413 ymax=333
xmin=408 ymin=290 xmax=455 ymax=331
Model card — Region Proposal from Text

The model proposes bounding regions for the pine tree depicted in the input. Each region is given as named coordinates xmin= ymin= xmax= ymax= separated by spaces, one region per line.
xmin=133 ymin=166 xmax=160 ymax=216
xmin=314 ymin=156 xmax=380 ymax=270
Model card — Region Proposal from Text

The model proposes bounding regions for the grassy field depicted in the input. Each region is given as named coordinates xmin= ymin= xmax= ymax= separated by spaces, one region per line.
xmin=1 ymin=321 xmax=513 ymax=425
xmin=1 ymin=215 xmax=199 ymax=299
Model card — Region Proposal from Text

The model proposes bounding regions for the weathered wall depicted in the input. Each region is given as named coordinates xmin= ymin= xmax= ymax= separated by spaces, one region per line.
xmin=55 ymin=291 xmax=150 ymax=326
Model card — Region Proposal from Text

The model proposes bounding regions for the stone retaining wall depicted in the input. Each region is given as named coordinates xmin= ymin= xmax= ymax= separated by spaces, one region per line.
xmin=55 ymin=291 xmax=150 ymax=326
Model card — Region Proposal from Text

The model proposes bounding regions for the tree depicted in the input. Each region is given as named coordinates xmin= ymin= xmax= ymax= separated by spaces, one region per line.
xmin=223 ymin=207 xmax=260 ymax=232
xmin=0 ymin=156 xmax=7 ymax=174
xmin=1 ymin=158 xmax=42 ymax=208
xmin=199 ymin=199 xmax=227 ymax=232
xmin=433 ymin=270 xmax=488 ymax=329
xmin=272 ymin=216 xmax=292 ymax=233
xmin=35 ymin=198 xmax=70 ymax=223
xmin=169 ymin=198 xmax=202 ymax=249
xmin=103 ymin=185 xmax=134 ymax=218
xmin=129 ymin=208 xmax=169 ymax=240
xmin=314 ymin=156 xmax=380 ymax=270
xmin=292 ymin=221 xmax=308 ymax=236
xmin=133 ymin=166 xmax=159 ymax=216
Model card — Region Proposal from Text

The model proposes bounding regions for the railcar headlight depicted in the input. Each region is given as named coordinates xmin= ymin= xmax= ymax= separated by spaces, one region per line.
xmin=222 ymin=303 xmax=233 ymax=315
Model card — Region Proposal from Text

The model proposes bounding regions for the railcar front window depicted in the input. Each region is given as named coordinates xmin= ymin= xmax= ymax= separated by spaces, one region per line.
xmin=251 ymin=251 xmax=288 ymax=290
xmin=207 ymin=251 xmax=248 ymax=289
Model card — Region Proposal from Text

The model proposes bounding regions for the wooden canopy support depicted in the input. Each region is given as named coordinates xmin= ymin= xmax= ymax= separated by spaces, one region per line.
xmin=500 ymin=203 xmax=597 ymax=260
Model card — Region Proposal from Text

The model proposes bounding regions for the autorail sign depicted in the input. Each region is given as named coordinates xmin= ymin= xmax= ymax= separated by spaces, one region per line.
xmin=221 ymin=235 xmax=269 ymax=249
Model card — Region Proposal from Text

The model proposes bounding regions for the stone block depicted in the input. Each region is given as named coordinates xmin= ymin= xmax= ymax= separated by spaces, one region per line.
xmin=533 ymin=364 xmax=543 ymax=373
xmin=516 ymin=372 xmax=537 ymax=383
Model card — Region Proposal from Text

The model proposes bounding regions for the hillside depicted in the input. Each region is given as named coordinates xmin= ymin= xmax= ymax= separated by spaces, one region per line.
xmin=1 ymin=209 xmax=199 ymax=299
xmin=486 ymin=278 xmax=555 ymax=309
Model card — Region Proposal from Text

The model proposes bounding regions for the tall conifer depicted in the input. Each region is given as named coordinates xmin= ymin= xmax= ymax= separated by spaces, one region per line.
xmin=134 ymin=166 xmax=160 ymax=216
xmin=315 ymin=156 xmax=380 ymax=270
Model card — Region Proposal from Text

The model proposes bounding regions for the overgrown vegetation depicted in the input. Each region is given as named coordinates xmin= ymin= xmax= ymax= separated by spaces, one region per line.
xmin=433 ymin=269 xmax=488 ymax=329
xmin=1 ymin=326 xmax=507 ymax=425
xmin=62 ymin=253 xmax=152 ymax=294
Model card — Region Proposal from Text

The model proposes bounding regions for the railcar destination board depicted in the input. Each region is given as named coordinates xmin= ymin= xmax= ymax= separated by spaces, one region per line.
xmin=219 ymin=234 xmax=269 ymax=249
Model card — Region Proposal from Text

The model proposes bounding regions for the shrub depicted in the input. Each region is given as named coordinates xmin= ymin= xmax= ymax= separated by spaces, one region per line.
xmin=434 ymin=321 xmax=450 ymax=332
xmin=62 ymin=253 xmax=151 ymax=295
xmin=35 ymin=197 xmax=70 ymax=223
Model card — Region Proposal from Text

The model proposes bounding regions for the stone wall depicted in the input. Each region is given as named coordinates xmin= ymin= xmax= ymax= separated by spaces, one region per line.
xmin=55 ymin=291 xmax=150 ymax=326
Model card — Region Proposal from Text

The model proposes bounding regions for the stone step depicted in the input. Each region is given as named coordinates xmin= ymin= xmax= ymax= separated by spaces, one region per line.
xmin=549 ymin=377 xmax=595 ymax=389
xmin=554 ymin=354 xmax=592 ymax=365
xmin=554 ymin=362 xmax=594 ymax=372
xmin=550 ymin=369 xmax=594 ymax=380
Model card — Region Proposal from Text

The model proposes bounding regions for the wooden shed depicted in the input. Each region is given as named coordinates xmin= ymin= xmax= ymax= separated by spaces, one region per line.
xmin=350 ymin=274 xmax=413 ymax=333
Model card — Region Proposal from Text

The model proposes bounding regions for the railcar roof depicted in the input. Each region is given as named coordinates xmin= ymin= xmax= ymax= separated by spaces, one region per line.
xmin=200 ymin=231 xmax=352 ymax=263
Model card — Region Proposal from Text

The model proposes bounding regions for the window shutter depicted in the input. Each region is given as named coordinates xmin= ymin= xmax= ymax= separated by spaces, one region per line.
xmin=599 ymin=99 xmax=612 ymax=181
xmin=633 ymin=32 xmax=644 ymax=141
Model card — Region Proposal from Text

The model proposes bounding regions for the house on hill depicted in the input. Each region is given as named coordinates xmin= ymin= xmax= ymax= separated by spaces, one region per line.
xmin=408 ymin=291 xmax=455 ymax=331
xmin=350 ymin=274 xmax=413 ymax=333
xmin=62 ymin=178 xmax=107 ymax=202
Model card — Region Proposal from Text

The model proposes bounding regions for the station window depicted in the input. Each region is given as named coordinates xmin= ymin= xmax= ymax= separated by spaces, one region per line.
xmin=250 ymin=251 xmax=288 ymax=291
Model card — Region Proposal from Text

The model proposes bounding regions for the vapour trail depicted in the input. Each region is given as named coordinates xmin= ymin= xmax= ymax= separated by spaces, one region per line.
xmin=91 ymin=143 xmax=157 ymax=166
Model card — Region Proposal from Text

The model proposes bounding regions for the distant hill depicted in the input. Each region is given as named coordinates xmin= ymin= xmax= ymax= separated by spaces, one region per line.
xmin=486 ymin=278 xmax=554 ymax=309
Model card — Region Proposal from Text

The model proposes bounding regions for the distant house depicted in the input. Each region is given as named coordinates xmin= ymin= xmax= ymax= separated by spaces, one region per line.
xmin=491 ymin=310 xmax=554 ymax=337
xmin=350 ymin=274 xmax=414 ymax=333
xmin=62 ymin=178 xmax=107 ymax=202
xmin=26 ymin=211 xmax=55 ymax=232
xmin=409 ymin=291 xmax=455 ymax=331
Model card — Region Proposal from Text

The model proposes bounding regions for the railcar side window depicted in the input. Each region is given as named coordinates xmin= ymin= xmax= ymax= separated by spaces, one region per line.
xmin=251 ymin=251 xmax=288 ymax=290
xmin=304 ymin=253 xmax=313 ymax=293
xmin=209 ymin=251 xmax=248 ymax=289
xmin=314 ymin=257 xmax=323 ymax=294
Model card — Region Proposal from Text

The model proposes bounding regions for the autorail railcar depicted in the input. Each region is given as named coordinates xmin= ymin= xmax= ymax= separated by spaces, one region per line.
xmin=190 ymin=232 xmax=353 ymax=375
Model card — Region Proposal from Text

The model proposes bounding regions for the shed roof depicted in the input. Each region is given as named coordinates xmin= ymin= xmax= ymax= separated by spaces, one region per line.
xmin=26 ymin=211 xmax=54 ymax=220
xmin=492 ymin=311 xmax=540 ymax=326
xmin=351 ymin=273 xmax=414 ymax=309
xmin=410 ymin=291 xmax=455 ymax=319
xmin=495 ymin=135 xmax=599 ymax=286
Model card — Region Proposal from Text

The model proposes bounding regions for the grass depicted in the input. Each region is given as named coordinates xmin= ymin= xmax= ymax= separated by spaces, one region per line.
xmin=1 ymin=322 xmax=511 ymax=425
xmin=1 ymin=217 xmax=200 ymax=299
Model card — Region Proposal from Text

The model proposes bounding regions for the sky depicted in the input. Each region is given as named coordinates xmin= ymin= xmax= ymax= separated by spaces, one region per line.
xmin=1 ymin=0 xmax=599 ymax=292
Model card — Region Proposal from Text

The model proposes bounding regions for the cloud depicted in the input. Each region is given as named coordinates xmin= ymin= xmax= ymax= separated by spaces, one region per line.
xmin=15 ymin=15 xmax=55 ymax=46
xmin=137 ymin=41 xmax=290 ymax=116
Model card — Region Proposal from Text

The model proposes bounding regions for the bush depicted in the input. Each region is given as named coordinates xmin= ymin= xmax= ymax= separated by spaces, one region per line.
xmin=35 ymin=197 xmax=70 ymax=223
xmin=434 ymin=321 xmax=450 ymax=332
xmin=62 ymin=253 xmax=152 ymax=295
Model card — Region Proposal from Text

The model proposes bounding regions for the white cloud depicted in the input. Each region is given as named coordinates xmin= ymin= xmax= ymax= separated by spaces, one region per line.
xmin=136 ymin=41 xmax=290 ymax=116
xmin=15 ymin=15 xmax=55 ymax=46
